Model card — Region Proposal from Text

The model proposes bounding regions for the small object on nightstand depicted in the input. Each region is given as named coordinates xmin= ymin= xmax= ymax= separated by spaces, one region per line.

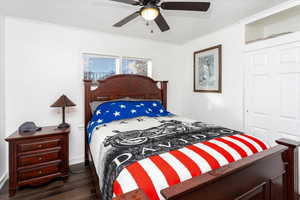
xmin=50 ymin=94 xmax=76 ymax=129
xmin=18 ymin=121 xmax=41 ymax=135
xmin=5 ymin=126 xmax=70 ymax=197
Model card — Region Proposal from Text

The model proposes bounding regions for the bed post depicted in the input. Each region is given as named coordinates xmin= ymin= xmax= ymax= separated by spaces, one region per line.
xmin=276 ymin=138 xmax=300 ymax=200
xmin=84 ymin=80 xmax=92 ymax=166
xmin=160 ymin=81 xmax=168 ymax=109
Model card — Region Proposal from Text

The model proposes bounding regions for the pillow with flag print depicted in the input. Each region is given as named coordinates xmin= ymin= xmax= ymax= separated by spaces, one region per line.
xmin=87 ymin=100 xmax=172 ymax=142
xmin=139 ymin=101 xmax=170 ymax=117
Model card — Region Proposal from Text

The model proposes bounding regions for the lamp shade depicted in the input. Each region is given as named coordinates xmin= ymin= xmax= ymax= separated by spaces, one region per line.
xmin=50 ymin=95 xmax=76 ymax=108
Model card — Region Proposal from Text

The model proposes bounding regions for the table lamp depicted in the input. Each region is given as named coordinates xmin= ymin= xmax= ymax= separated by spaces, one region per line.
xmin=50 ymin=95 xmax=76 ymax=129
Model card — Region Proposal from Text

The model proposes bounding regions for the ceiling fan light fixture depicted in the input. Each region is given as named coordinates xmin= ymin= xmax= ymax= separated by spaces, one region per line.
xmin=140 ymin=5 xmax=159 ymax=21
xmin=112 ymin=0 xmax=210 ymax=32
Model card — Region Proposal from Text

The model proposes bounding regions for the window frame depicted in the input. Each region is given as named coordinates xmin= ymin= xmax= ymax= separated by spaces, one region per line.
xmin=82 ymin=53 xmax=152 ymax=82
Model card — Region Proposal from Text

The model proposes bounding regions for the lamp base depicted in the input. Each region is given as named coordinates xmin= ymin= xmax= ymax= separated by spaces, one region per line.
xmin=58 ymin=123 xmax=70 ymax=129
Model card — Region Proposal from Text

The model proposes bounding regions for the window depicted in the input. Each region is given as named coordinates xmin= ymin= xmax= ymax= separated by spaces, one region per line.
xmin=83 ymin=54 xmax=118 ymax=82
xmin=122 ymin=57 xmax=151 ymax=77
xmin=83 ymin=53 xmax=152 ymax=84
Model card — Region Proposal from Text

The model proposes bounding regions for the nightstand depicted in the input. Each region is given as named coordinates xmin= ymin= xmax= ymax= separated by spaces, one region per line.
xmin=5 ymin=126 xmax=69 ymax=197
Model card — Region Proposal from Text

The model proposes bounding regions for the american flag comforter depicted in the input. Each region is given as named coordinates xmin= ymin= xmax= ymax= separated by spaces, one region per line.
xmin=87 ymin=101 xmax=269 ymax=200
xmin=112 ymin=132 xmax=268 ymax=200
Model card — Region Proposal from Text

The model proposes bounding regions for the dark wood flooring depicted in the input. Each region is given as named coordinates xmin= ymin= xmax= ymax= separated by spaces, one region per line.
xmin=0 ymin=163 xmax=96 ymax=200
xmin=0 ymin=163 xmax=300 ymax=200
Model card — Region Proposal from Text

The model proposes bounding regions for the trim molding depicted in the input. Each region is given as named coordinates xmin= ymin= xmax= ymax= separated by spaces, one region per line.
xmin=0 ymin=171 xmax=8 ymax=190
xmin=244 ymin=32 xmax=300 ymax=52
xmin=70 ymin=155 xmax=84 ymax=165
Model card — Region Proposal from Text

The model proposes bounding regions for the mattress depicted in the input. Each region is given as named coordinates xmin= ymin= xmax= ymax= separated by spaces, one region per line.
xmin=89 ymin=115 xmax=270 ymax=200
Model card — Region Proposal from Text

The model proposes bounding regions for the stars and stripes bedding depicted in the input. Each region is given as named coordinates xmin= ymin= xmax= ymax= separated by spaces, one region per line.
xmin=87 ymin=101 xmax=270 ymax=200
xmin=87 ymin=100 xmax=171 ymax=143
xmin=112 ymin=132 xmax=268 ymax=200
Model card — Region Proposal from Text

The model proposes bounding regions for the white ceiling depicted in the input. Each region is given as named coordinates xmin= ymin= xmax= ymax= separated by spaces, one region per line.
xmin=0 ymin=0 xmax=288 ymax=44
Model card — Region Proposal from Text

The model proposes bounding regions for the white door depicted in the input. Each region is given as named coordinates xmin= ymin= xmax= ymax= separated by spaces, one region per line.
xmin=245 ymin=41 xmax=300 ymax=146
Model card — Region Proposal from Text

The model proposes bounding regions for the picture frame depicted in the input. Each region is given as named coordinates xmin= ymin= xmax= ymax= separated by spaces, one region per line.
xmin=193 ymin=45 xmax=222 ymax=93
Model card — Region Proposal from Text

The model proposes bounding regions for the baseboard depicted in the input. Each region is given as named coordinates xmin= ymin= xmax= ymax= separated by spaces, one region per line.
xmin=0 ymin=171 xmax=8 ymax=190
xmin=70 ymin=155 xmax=84 ymax=165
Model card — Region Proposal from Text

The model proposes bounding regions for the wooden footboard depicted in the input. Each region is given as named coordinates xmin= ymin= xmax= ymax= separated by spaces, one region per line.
xmin=112 ymin=139 xmax=299 ymax=200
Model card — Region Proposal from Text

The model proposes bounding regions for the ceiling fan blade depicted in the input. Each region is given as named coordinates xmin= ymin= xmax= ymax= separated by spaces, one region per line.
xmin=141 ymin=0 xmax=151 ymax=5
xmin=110 ymin=0 xmax=140 ymax=6
xmin=155 ymin=13 xmax=170 ymax=32
xmin=161 ymin=2 xmax=210 ymax=11
xmin=113 ymin=11 xmax=140 ymax=27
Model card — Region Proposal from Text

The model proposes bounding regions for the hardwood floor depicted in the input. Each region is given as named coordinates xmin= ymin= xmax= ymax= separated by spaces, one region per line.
xmin=0 ymin=163 xmax=96 ymax=200
xmin=0 ymin=163 xmax=300 ymax=200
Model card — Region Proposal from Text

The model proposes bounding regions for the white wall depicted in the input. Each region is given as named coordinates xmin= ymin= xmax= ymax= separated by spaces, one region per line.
xmin=0 ymin=15 xmax=8 ymax=188
xmin=171 ymin=1 xmax=300 ymax=134
xmin=4 ymin=17 xmax=179 ymax=164
xmin=172 ymin=24 xmax=245 ymax=131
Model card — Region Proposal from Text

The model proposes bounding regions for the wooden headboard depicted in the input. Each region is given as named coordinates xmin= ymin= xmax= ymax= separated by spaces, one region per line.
xmin=83 ymin=74 xmax=168 ymax=164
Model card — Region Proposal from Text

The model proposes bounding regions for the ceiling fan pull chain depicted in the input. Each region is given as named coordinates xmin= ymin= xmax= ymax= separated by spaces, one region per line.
xmin=145 ymin=20 xmax=154 ymax=34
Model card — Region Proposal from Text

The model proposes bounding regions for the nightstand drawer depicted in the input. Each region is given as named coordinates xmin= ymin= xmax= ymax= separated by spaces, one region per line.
xmin=18 ymin=151 xmax=60 ymax=167
xmin=18 ymin=163 xmax=60 ymax=181
xmin=18 ymin=139 xmax=61 ymax=152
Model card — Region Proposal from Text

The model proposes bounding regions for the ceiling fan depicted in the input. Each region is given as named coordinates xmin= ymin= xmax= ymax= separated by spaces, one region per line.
xmin=111 ymin=0 xmax=211 ymax=32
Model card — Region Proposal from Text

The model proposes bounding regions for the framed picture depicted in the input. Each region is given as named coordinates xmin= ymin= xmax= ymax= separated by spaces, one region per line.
xmin=193 ymin=45 xmax=222 ymax=93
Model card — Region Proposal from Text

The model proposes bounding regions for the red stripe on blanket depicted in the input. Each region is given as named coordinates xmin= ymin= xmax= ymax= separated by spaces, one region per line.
xmin=127 ymin=162 xmax=160 ymax=200
xmin=149 ymin=155 xmax=180 ymax=186
xmin=215 ymin=138 xmax=248 ymax=158
xmin=241 ymin=134 xmax=268 ymax=150
xmin=229 ymin=135 xmax=258 ymax=154
xmin=202 ymin=141 xmax=235 ymax=163
xmin=169 ymin=150 xmax=202 ymax=177
xmin=113 ymin=180 xmax=123 ymax=196
xmin=114 ymin=134 xmax=269 ymax=200
xmin=186 ymin=145 xmax=221 ymax=170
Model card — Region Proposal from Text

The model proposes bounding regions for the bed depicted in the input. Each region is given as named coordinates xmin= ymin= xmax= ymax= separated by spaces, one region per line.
xmin=84 ymin=74 xmax=299 ymax=200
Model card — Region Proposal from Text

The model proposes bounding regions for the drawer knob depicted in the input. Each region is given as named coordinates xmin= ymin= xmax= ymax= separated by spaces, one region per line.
xmin=38 ymin=157 xmax=42 ymax=161
xmin=38 ymin=170 xmax=43 ymax=175
xmin=38 ymin=144 xmax=42 ymax=148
